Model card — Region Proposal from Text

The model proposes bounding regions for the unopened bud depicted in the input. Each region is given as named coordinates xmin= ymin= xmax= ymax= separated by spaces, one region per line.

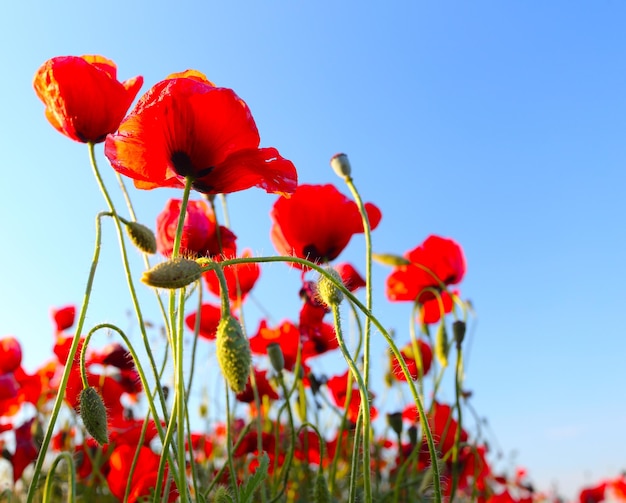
xmin=408 ymin=425 xmax=418 ymax=447
xmin=141 ymin=257 xmax=202 ymax=289
xmin=453 ymin=320 xmax=466 ymax=347
xmin=267 ymin=342 xmax=285 ymax=373
xmin=372 ymin=253 xmax=411 ymax=267
xmin=125 ymin=221 xmax=157 ymax=254
xmin=330 ymin=153 xmax=352 ymax=179
xmin=79 ymin=387 xmax=108 ymax=445
xmin=216 ymin=316 xmax=252 ymax=393
xmin=313 ymin=470 xmax=332 ymax=503
xmin=317 ymin=267 xmax=344 ymax=306
xmin=435 ymin=322 xmax=449 ymax=368
xmin=387 ymin=412 xmax=404 ymax=437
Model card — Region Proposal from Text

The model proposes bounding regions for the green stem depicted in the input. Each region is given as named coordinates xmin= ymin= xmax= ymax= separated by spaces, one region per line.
xmin=43 ymin=452 xmax=75 ymax=503
xmin=215 ymin=255 xmax=443 ymax=503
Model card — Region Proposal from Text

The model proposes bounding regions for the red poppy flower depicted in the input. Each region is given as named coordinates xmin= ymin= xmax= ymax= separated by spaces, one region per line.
xmin=34 ymin=55 xmax=142 ymax=143
xmin=270 ymin=184 xmax=382 ymax=268
xmin=335 ymin=262 xmax=366 ymax=292
xmin=250 ymin=320 xmax=301 ymax=371
xmin=236 ymin=368 xmax=279 ymax=403
xmin=156 ymin=198 xmax=237 ymax=258
xmin=12 ymin=418 xmax=40 ymax=481
xmin=579 ymin=483 xmax=608 ymax=503
xmin=204 ymin=250 xmax=260 ymax=306
xmin=51 ymin=305 xmax=76 ymax=332
xmin=386 ymin=235 xmax=466 ymax=303
xmin=105 ymin=70 xmax=297 ymax=195
xmin=185 ymin=303 xmax=223 ymax=340
xmin=327 ymin=371 xmax=377 ymax=423
xmin=389 ymin=340 xmax=433 ymax=381
xmin=402 ymin=401 xmax=468 ymax=458
xmin=0 ymin=337 xmax=22 ymax=374
xmin=419 ymin=289 xmax=457 ymax=324
xmin=107 ymin=444 xmax=178 ymax=503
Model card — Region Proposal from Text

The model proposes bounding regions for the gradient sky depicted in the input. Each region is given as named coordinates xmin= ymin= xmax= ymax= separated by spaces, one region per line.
xmin=2 ymin=1 xmax=626 ymax=498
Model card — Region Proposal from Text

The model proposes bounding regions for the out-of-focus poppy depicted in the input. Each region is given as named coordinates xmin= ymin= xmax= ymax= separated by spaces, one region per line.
xmin=204 ymin=250 xmax=260 ymax=307
xmin=105 ymin=70 xmax=297 ymax=195
xmin=236 ymin=368 xmax=279 ymax=403
xmin=250 ymin=320 xmax=301 ymax=372
xmin=185 ymin=303 xmax=223 ymax=340
xmin=107 ymin=444 xmax=178 ymax=503
xmin=386 ymin=235 xmax=465 ymax=303
xmin=389 ymin=340 xmax=433 ymax=381
xmin=335 ymin=262 xmax=366 ymax=292
xmin=419 ymin=289 xmax=456 ymax=324
xmin=51 ymin=305 xmax=76 ymax=332
xmin=327 ymin=371 xmax=377 ymax=423
xmin=156 ymin=198 xmax=237 ymax=258
xmin=0 ymin=337 xmax=22 ymax=374
xmin=270 ymin=184 xmax=382 ymax=268
xmin=34 ymin=55 xmax=142 ymax=143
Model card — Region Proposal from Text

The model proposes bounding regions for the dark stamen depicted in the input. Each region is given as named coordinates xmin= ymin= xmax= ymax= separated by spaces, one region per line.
xmin=171 ymin=151 xmax=195 ymax=177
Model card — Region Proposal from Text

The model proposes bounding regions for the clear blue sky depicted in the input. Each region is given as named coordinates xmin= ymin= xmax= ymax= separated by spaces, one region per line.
xmin=2 ymin=1 xmax=625 ymax=498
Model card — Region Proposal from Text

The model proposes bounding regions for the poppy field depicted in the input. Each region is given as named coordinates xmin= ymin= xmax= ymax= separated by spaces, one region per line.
xmin=0 ymin=54 xmax=622 ymax=502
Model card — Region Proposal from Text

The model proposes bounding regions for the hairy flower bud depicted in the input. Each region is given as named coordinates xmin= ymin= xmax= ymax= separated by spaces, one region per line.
xmin=267 ymin=342 xmax=285 ymax=373
xmin=387 ymin=412 xmax=404 ymax=437
xmin=79 ymin=387 xmax=108 ymax=445
xmin=435 ymin=322 xmax=449 ymax=368
xmin=372 ymin=253 xmax=411 ymax=267
xmin=453 ymin=320 xmax=466 ymax=347
xmin=141 ymin=257 xmax=202 ymax=289
xmin=330 ymin=152 xmax=352 ymax=179
xmin=125 ymin=221 xmax=157 ymax=254
xmin=216 ymin=316 xmax=252 ymax=393
xmin=313 ymin=470 xmax=332 ymax=503
xmin=317 ymin=267 xmax=344 ymax=306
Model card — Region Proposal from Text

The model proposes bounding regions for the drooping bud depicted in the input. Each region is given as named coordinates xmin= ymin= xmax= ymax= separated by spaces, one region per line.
xmin=435 ymin=322 xmax=449 ymax=368
xmin=330 ymin=152 xmax=352 ymax=179
xmin=79 ymin=387 xmax=108 ymax=445
xmin=267 ymin=342 xmax=285 ymax=373
xmin=216 ymin=316 xmax=252 ymax=393
xmin=313 ymin=469 xmax=333 ymax=503
xmin=387 ymin=412 xmax=404 ymax=437
xmin=141 ymin=257 xmax=202 ymax=289
xmin=372 ymin=253 xmax=411 ymax=267
xmin=317 ymin=267 xmax=344 ymax=307
xmin=453 ymin=320 xmax=466 ymax=347
xmin=125 ymin=221 xmax=157 ymax=254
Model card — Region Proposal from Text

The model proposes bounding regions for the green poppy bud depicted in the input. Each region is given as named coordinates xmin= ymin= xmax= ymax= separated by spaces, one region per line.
xmin=216 ymin=316 xmax=251 ymax=393
xmin=79 ymin=386 xmax=108 ymax=445
xmin=141 ymin=257 xmax=202 ymax=289
xmin=125 ymin=221 xmax=157 ymax=254
xmin=317 ymin=267 xmax=344 ymax=306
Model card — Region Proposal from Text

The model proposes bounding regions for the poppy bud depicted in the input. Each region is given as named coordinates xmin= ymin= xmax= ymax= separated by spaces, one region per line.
xmin=408 ymin=425 xmax=418 ymax=447
xmin=79 ymin=387 xmax=109 ymax=445
xmin=125 ymin=221 xmax=157 ymax=254
xmin=317 ymin=267 xmax=344 ymax=307
xmin=330 ymin=152 xmax=352 ymax=179
xmin=453 ymin=320 xmax=466 ymax=347
xmin=372 ymin=253 xmax=411 ymax=267
xmin=387 ymin=412 xmax=404 ymax=437
xmin=435 ymin=322 xmax=449 ymax=368
xmin=212 ymin=486 xmax=233 ymax=503
xmin=267 ymin=342 xmax=285 ymax=373
xmin=216 ymin=316 xmax=252 ymax=393
xmin=141 ymin=257 xmax=202 ymax=289
xmin=313 ymin=470 xmax=332 ymax=503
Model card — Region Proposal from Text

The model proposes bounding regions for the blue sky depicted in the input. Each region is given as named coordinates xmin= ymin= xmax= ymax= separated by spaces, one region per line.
xmin=2 ymin=1 xmax=626 ymax=498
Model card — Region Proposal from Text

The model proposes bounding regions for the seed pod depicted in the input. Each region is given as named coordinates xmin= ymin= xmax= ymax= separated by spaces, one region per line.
xmin=141 ymin=257 xmax=202 ymax=289
xmin=387 ymin=412 xmax=404 ymax=437
xmin=79 ymin=386 xmax=108 ymax=445
xmin=216 ymin=316 xmax=251 ymax=393
xmin=125 ymin=221 xmax=157 ymax=254
xmin=330 ymin=152 xmax=351 ymax=179
xmin=317 ymin=267 xmax=344 ymax=307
